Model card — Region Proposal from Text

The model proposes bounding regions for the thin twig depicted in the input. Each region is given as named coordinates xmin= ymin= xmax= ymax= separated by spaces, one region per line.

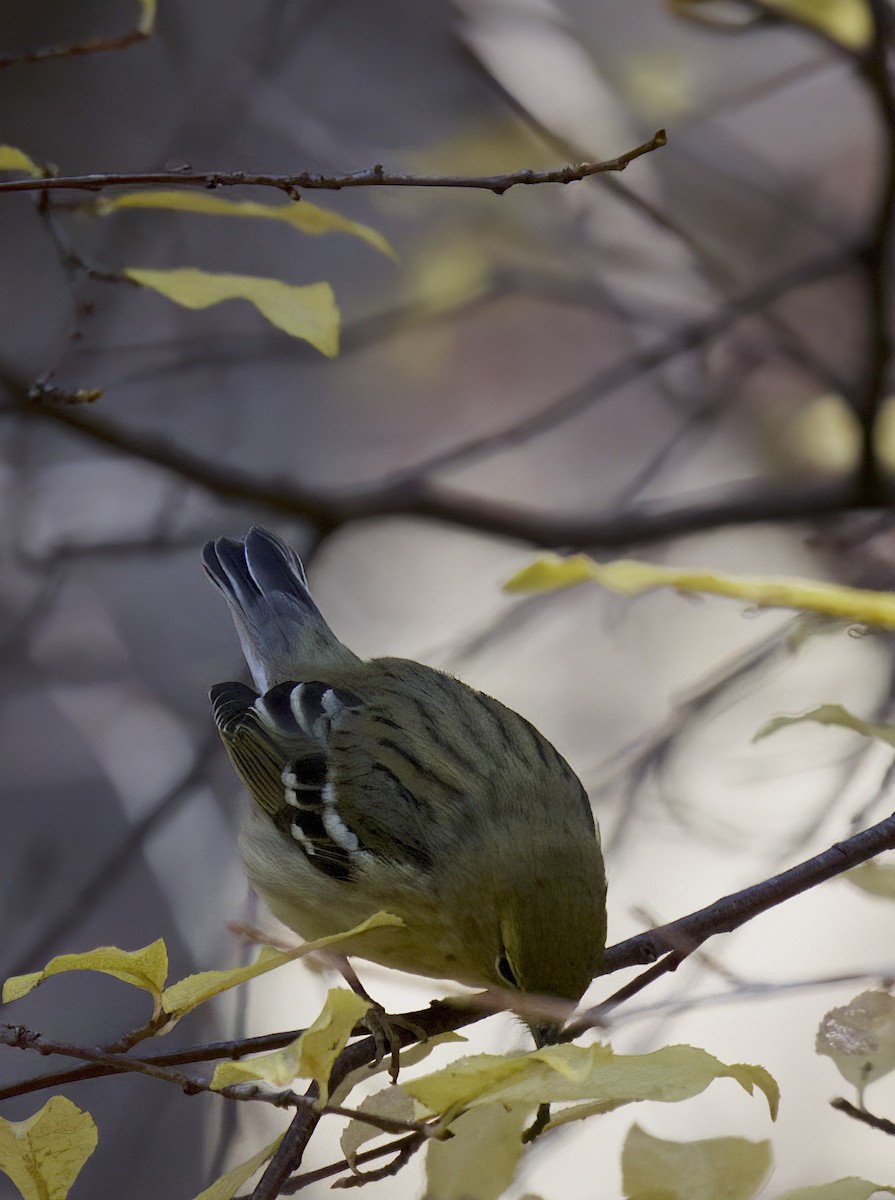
xmin=0 ymin=133 xmax=665 ymax=196
xmin=0 ymin=26 xmax=152 ymax=70
xmin=0 ymin=1023 xmax=431 ymax=1131
xmin=0 ymin=1025 xmax=207 ymax=1095
xmin=280 ymin=1133 xmax=422 ymax=1193
xmin=831 ymin=1096 xmax=895 ymax=1135
xmin=0 ymin=1026 xmax=313 ymax=1102
xmin=331 ymin=1131 xmax=427 ymax=1189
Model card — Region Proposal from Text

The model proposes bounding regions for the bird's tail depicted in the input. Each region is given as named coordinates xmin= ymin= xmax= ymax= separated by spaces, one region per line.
xmin=202 ymin=526 xmax=359 ymax=690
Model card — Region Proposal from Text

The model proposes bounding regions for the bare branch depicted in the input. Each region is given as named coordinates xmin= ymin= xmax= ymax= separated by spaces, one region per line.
xmin=281 ymin=1133 xmax=423 ymax=1193
xmin=831 ymin=1096 xmax=895 ymax=1135
xmin=0 ymin=132 xmax=665 ymax=197
xmin=330 ymin=1131 xmax=427 ymax=1189
xmin=581 ymin=810 xmax=895 ymax=1033
xmin=4 ymin=382 xmax=872 ymax=550
xmin=0 ymin=25 xmax=152 ymax=69
xmin=0 ymin=1025 xmax=208 ymax=1095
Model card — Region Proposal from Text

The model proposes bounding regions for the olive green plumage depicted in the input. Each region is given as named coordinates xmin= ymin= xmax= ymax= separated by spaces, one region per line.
xmin=204 ymin=527 xmax=607 ymax=1010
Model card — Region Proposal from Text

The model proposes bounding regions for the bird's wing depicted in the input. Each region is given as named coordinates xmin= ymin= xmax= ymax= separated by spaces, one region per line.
xmin=210 ymin=676 xmax=437 ymax=882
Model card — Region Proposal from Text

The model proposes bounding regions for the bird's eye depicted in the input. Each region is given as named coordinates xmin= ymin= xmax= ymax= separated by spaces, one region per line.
xmin=495 ymin=949 xmax=518 ymax=989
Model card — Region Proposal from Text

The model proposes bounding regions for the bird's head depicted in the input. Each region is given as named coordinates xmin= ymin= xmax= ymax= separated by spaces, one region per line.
xmin=493 ymin=847 xmax=607 ymax=1041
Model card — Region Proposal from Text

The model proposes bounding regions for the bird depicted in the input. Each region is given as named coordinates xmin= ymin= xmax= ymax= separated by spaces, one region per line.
xmin=203 ymin=526 xmax=607 ymax=1040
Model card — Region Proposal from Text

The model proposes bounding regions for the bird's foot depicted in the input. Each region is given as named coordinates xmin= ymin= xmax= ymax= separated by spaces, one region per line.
xmin=361 ymin=1005 xmax=428 ymax=1083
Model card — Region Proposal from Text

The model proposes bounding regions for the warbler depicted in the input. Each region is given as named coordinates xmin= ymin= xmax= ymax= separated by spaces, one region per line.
xmin=203 ymin=527 xmax=607 ymax=1026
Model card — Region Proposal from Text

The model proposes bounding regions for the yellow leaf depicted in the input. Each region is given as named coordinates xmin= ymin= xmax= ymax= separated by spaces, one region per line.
xmin=505 ymin=554 xmax=598 ymax=595
xmin=211 ymin=987 xmax=369 ymax=1103
xmin=505 ymin=553 xmax=895 ymax=629
xmin=137 ymin=0 xmax=157 ymax=35
xmin=98 ymin=191 xmax=394 ymax=259
xmin=0 ymin=146 xmax=43 ymax=178
xmin=847 ymin=861 xmax=895 ymax=900
xmin=340 ymin=1086 xmax=417 ymax=1172
xmin=426 ymin=1102 xmax=530 ymax=1200
xmin=762 ymin=0 xmax=871 ymax=50
xmin=0 ymin=1097 xmax=98 ymax=1200
xmin=404 ymin=1043 xmax=778 ymax=1120
xmin=191 ymin=1134 xmax=284 ymax=1200
xmin=159 ymin=911 xmax=401 ymax=1028
xmin=621 ymin=1123 xmax=772 ymax=1200
xmin=778 ymin=1181 xmax=895 ymax=1200
xmin=2 ymin=939 xmax=168 ymax=1018
xmin=124 ymin=267 xmax=340 ymax=356
xmin=669 ymin=0 xmax=870 ymax=48
xmin=817 ymin=991 xmax=895 ymax=1106
xmin=754 ymin=704 xmax=895 ymax=748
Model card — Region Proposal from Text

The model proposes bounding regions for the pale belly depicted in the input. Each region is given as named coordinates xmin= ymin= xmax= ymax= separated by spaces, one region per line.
xmin=238 ymin=805 xmax=481 ymax=986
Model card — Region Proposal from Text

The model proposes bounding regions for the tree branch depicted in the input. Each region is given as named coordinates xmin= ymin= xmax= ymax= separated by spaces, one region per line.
xmin=0 ymin=26 xmax=151 ymax=70
xmin=0 ymin=132 xmax=665 ymax=197
xmin=4 ymin=813 xmax=895 ymax=1195
xmin=281 ymin=1132 xmax=423 ymax=1193
xmin=831 ymin=1096 xmax=895 ymax=1135
xmin=590 ymin=810 xmax=895 ymax=1013
xmin=4 ymin=382 xmax=874 ymax=550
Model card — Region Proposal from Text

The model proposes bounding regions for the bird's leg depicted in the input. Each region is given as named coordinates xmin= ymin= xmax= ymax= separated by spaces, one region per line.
xmin=522 ymin=1103 xmax=551 ymax=1143
xmin=522 ymin=1021 xmax=559 ymax=1141
xmin=329 ymin=955 xmax=428 ymax=1083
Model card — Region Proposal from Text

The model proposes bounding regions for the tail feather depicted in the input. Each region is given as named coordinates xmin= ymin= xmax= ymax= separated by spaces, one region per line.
xmin=203 ymin=527 xmax=358 ymax=690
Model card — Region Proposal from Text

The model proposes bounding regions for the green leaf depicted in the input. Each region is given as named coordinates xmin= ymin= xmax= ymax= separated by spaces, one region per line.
xmin=159 ymin=911 xmax=401 ymax=1029
xmin=97 ymin=191 xmax=394 ymax=258
xmin=404 ymin=1043 xmax=778 ymax=1121
xmin=190 ymin=1134 xmax=284 ymax=1200
xmin=210 ymin=987 xmax=369 ymax=1103
xmin=621 ymin=1123 xmax=772 ymax=1200
xmin=0 ymin=1097 xmax=98 ymax=1200
xmin=0 ymin=146 xmax=43 ymax=178
xmin=754 ymin=704 xmax=895 ymax=748
xmin=425 ymin=1103 xmax=530 ymax=1200
xmin=816 ymin=991 xmax=895 ymax=1105
xmin=124 ymin=267 xmax=340 ymax=356
xmin=777 ymin=1180 xmax=895 ymax=1200
xmin=505 ymin=554 xmax=895 ymax=629
xmin=2 ymin=939 xmax=168 ymax=1018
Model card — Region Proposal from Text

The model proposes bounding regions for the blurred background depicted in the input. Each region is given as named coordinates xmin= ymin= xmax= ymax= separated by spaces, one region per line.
xmin=2 ymin=0 xmax=895 ymax=1196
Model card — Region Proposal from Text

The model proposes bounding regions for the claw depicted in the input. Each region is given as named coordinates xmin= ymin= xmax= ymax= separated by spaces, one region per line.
xmin=363 ymin=1005 xmax=428 ymax=1083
